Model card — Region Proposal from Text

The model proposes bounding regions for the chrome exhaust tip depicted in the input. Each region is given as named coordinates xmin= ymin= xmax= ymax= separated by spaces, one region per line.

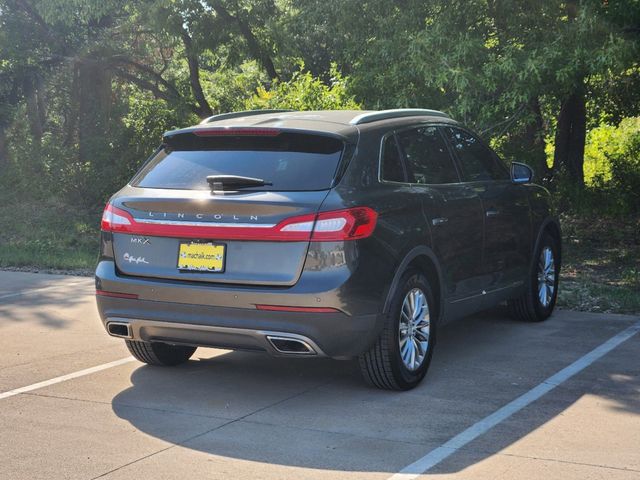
xmin=266 ymin=335 xmax=316 ymax=355
xmin=107 ymin=322 xmax=132 ymax=339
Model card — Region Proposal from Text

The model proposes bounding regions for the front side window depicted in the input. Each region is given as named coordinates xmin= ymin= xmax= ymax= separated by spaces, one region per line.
xmin=395 ymin=126 xmax=460 ymax=184
xmin=443 ymin=127 xmax=508 ymax=182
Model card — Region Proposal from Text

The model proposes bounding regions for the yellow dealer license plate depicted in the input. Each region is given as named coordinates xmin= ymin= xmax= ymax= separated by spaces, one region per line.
xmin=178 ymin=242 xmax=226 ymax=272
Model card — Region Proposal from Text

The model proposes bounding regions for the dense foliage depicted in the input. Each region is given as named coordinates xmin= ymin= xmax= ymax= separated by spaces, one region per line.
xmin=0 ymin=0 xmax=639 ymax=212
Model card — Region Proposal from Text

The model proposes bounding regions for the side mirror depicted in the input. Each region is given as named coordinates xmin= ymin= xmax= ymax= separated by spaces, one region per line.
xmin=511 ymin=162 xmax=533 ymax=184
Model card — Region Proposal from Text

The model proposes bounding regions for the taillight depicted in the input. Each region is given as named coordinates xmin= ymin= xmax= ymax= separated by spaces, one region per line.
xmin=99 ymin=203 xmax=376 ymax=242
xmin=277 ymin=207 xmax=378 ymax=241
xmin=101 ymin=203 xmax=134 ymax=232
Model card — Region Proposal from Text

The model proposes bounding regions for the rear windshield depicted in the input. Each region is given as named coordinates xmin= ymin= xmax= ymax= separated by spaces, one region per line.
xmin=131 ymin=132 xmax=345 ymax=191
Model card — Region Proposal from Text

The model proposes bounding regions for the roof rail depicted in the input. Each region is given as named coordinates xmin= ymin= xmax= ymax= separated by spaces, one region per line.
xmin=349 ymin=108 xmax=449 ymax=125
xmin=200 ymin=109 xmax=295 ymax=124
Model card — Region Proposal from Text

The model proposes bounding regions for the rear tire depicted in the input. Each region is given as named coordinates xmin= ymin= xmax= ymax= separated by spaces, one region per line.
xmin=508 ymin=232 xmax=559 ymax=322
xmin=125 ymin=340 xmax=196 ymax=366
xmin=358 ymin=269 xmax=436 ymax=391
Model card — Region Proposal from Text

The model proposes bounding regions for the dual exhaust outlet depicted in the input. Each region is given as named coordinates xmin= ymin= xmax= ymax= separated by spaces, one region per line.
xmin=266 ymin=335 xmax=316 ymax=355
xmin=107 ymin=322 xmax=132 ymax=338
xmin=106 ymin=321 xmax=316 ymax=355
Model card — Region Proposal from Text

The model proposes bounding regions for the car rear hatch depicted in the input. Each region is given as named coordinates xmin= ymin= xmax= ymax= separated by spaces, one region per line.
xmin=103 ymin=127 xmax=349 ymax=287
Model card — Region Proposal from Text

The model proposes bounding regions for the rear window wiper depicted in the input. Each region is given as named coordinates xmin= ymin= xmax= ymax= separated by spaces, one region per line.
xmin=206 ymin=175 xmax=273 ymax=191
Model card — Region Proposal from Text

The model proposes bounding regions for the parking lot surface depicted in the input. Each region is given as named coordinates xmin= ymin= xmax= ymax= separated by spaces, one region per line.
xmin=0 ymin=271 xmax=638 ymax=479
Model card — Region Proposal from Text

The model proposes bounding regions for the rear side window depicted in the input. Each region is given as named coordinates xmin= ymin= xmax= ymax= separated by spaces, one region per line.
xmin=381 ymin=135 xmax=407 ymax=182
xmin=132 ymin=132 xmax=345 ymax=191
xmin=395 ymin=126 xmax=460 ymax=184
xmin=443 ymin=127 xmax=509 ymax=181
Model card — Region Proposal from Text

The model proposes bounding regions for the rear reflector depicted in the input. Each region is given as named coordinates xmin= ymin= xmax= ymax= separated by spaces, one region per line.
xmin=193 ymin=127 xmax=281 ymax=137
xmin=101 ymin=203 xmax=377 ymax=242
xmin=255 ymin=304 xmax=340 ymax=313
xmin=96 ymin=289 xmax=139 ymax=300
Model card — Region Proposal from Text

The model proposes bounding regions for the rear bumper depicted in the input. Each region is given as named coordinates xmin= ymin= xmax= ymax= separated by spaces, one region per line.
xmin=104 ymin=317 xmax=326 ymax=356
xmin=95 ymin=260 xmax=382 ymax=359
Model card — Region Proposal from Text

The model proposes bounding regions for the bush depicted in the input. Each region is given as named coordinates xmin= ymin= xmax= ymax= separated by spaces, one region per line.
xmin=606 ymin=130 xmax=640 ymax=214
xmin=245 ymin=64 xmax=361 ymax=111
xmin=584 ymin=117 xmax=640 ymax=186
xmin=553 ymin=117 xmax=640 ymax=216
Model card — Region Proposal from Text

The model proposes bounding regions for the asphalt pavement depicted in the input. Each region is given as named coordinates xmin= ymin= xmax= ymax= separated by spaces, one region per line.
xmin=0 ymin=270 xmax=638 ymax=479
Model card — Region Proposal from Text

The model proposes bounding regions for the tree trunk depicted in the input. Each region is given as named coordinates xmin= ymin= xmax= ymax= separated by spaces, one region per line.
xmin=64 ymin=63 xmax=80 ymax=147
xmin=0 ymin=77 xmax=19 ymax=173
xmin=36 ymin=76 xmax=47 ymax=128
xmin=78 ymin=57 xmax=113 ymax=178
xmin=0 ymin=127 xmax=8 ymax=172
xmin=78 ymin=59 xmax=112 ymax=154
xmin=210 ymin=2 xmax=279 ymax=80
xmin=234 ymin=18 xmax=279 ymax=80
xmin=531 ymin=98 xmax=550 ymax=179
xmin=180 ymin=28 xmax=213 ymax=118
xmin=24 ymin=75 xmax=43 ymax=144
xmin=553 ymin=90 xmax=586 ymax=187
xmin=520 ymin=98 xmax=549 ymax=181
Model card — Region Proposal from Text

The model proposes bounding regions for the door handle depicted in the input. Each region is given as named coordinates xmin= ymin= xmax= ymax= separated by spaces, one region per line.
xmin=485 ymin=208 xmax=500 ymax=217
xmin=432 ymin=217 xmax=448 ymax=226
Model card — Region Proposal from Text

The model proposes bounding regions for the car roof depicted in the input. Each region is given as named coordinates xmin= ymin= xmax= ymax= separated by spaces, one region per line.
xmin=165 ymin=109 xmax=456 ymax=141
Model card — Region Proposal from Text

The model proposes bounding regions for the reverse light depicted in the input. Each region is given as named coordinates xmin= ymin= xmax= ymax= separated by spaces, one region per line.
xmin=101 ymin=203 xmax=133 ymax=231
xmin=278 ymin=207 xmax=378 ymax=241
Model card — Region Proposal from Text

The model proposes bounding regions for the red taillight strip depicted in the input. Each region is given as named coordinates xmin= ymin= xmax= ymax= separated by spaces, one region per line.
xmin=255 ymin=304 xmax=340 ymax=313
xmin=101 ymin=204 xmax=377 ymax=242
xmin=96 ymin=289 xmax=139 ymax=299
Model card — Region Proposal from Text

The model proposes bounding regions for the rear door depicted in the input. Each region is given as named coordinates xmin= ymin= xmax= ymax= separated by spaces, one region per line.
xmin=393 ymin=125 xmax=486 ymax=301
xmin=442 ymin=127 xmax=531 ymax=291
xmin=109 ymin=130 xmax=346 ymax=286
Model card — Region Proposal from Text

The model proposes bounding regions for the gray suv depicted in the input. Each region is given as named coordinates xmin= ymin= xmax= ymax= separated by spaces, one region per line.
xmin=96 ymin=109 xmax=561 ymax=390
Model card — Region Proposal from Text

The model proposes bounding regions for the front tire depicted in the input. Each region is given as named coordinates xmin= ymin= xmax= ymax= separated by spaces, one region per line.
xmin=508 ymin=232 xmax=559 ymax=322
xmin=125 ymin=340 xmax=196 ymax=366
xmin=359 ymin=269 xmax=436 ymax=390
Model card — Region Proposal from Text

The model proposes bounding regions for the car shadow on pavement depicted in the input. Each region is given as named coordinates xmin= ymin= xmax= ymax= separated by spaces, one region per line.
xmin=111 ymin=310 xmax=640 ymax=474
xmin=0 ymin=288 xmax=88 ymax=329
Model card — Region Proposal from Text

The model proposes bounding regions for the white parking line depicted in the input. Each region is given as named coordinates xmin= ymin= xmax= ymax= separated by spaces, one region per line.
xmin=0 ymin=282 xmax=89 ymax=300
xmin=389 ymin=320 xmax=640 ymax=479
xmin=0 ymin=357 xmax=136 ymax=401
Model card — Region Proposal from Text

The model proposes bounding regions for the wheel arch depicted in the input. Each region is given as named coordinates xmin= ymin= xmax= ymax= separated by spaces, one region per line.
xmin=383 ymin=246 xmax=445 ymax=323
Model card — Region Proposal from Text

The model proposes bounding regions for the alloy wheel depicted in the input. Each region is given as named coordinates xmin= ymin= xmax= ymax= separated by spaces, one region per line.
xmin=537 ymin=246 xmax=556 ymax=308
xmin=398 ymin=288 xmax=431 ymax=371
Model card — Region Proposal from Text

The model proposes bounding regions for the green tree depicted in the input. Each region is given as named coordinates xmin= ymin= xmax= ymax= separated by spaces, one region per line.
xmin=0 ymin=0 xmax=289 ymax=202
xmin=286 ymin=0 xmax=640 ymax=184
